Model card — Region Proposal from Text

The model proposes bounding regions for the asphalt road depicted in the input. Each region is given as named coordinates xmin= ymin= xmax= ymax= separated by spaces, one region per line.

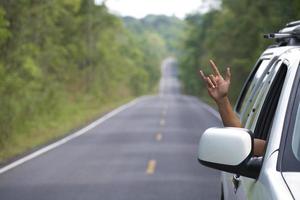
xmin=0 ymin=57 xmax=222 ymax=200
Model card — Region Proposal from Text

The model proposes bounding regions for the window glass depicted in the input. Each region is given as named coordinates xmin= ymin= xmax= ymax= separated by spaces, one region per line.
xmin=245 ymin=77 xmax=269 ymax=130
xmin=237 ymin=59 xmax=270 ymax=114
xmin=244 ymin=61 xmax=286 ymax=140
xmin=242 ymin=60 xmax=281 ymax=128
xmin=241 ymin=75 xmax=268 ymax=125
xmin=292 ymin=103 xmax=300 ymax=161
xmin=281 ymin=60 xmax=300 ymax=172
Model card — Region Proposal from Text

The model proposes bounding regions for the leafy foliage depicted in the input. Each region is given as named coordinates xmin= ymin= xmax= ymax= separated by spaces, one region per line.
xmin=0 ymin=0 xmax=177 ymax=156
xmin=122 ymin=15 xmax=185 ymax=88
xmin=179 ymin=0 xmax=300 ymax=103
xmin=123 ymin=15 xmax=185 ymax=56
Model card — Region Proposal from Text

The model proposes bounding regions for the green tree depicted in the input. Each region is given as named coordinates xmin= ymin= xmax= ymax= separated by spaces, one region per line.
xmin=179 ymin=0 xmax=300 ymax=103
xmin=0 ymin=0 xmax=171 ymax=160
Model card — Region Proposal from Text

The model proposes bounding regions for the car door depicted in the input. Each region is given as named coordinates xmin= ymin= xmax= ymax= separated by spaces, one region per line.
xmin=235 ymin=58 xmax=288 ymax=199
xmin=223 ymin=54 xmax=291 ymax=200
xmin=222 ymin=57 xmax=275 ymax=200
xmin=235 ymin=48 xmax=300 ymax=199
xmin=279 ymin=58 xmax=300 ymax=199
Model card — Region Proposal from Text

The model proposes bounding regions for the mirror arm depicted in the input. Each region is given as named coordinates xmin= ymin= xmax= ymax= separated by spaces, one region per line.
xmin=244 ymin=156 xmax=263 ymax=179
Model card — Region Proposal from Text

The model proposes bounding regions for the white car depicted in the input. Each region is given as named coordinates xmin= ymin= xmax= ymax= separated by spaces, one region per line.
xmin=198 ymin=20 xmax=300 ymax=199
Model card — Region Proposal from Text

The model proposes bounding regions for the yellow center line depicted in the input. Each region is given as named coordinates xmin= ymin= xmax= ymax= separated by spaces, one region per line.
xmin=155 ymin=133 xmax=162 ymax=141
xmin=146 ymin=160 xmax=157 ymax=175
xmin=162 ymin=109 xmax=167 ymax=117
xmin=160 ymin=119 xmax=165 ymax=126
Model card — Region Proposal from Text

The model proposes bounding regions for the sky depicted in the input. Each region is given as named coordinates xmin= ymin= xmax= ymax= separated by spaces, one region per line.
xmin=94 ymin=0 xmax=220 ymax=19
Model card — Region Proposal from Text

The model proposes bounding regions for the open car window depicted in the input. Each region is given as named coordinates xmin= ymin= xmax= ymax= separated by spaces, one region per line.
xmin=244 ymin=61 xmax=287 ymax=141
xmin=236 ymin=59 xmax=270 ymax=114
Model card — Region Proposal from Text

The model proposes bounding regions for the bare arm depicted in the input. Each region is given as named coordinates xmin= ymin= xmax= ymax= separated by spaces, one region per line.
xmin=215 ymin=97 xmax=242 ymax=127
xmin=199 ymin=60 xmax=265 ymax=156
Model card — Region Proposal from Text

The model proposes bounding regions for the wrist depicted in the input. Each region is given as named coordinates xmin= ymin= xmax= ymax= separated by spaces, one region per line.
xmin=215 ymin=96 xmax=230 ymax=106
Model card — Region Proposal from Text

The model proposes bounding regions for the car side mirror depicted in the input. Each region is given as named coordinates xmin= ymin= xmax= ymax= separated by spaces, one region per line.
xmin=198 ymin=127 xmax=260 ymax=179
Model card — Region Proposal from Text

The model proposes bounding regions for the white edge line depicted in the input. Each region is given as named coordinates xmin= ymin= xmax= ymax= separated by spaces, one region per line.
xmin=0 ymin=97 xmax=143 ymax=175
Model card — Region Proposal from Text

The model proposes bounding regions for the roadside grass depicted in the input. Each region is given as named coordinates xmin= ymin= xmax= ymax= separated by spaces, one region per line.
xmin=0 ymin=96 xmax=134 ymax=164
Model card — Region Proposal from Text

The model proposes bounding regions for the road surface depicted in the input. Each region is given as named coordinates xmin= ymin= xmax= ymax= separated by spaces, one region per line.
xmin=0 ymin=57 xmax=222 ymax=200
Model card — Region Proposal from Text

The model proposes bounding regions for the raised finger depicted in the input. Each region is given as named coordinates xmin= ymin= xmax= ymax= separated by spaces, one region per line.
xmin=206 ymin=77 xmax=215 ymax=88
xmin=209 ymin=74 xmax=217 ymax=86
xmin=199 ymin=70 xmax=207 ymax=81
xmin=209 ymin=59 xmax=221 ymax=76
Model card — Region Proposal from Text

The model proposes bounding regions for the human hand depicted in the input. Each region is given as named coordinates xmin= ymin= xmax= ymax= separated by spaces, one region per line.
xmin=199 ymin=60 xmax=231 ymax=103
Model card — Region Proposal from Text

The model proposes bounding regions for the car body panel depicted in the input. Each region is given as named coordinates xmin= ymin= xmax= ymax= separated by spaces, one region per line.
xmin=248 ymin=151 xmax=293 ymax=200
xmin=264 ymin=48 xmax=300 ymax=157
xmin=282 ymin=172 xmax=300 ymax=199
xmin=222 ymin=47 xmax=300 ymax=200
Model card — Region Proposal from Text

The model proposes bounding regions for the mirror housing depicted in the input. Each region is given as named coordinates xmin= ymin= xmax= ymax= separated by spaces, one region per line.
xmin=198 ymin=127 xmax=260 ymax=179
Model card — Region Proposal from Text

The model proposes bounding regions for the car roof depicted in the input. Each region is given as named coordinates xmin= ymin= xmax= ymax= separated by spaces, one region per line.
xmin=260 ymin=46 xmax=300 ymax=60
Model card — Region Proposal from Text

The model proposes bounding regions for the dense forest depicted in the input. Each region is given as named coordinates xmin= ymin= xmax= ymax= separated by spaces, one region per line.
xmin=123 ymin=15 xmax=185 ymax=55
xmin=3 ymin=0 xmax=297 ymax=163
xmin=0 ymin=0 xmax=183 ymax=162
xmin=122 ymin=15 xmax=185 ymax=87
xmin=179 ymin=0 xmax=300 ymax=103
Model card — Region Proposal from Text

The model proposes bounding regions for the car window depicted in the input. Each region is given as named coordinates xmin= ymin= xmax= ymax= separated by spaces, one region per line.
xmin=245 ymin=61 xmax=287 ymax=140
xmin=236 ymin=59 xmax=270 ymax=114
xmin=254 ymin=63 xmax=288 ymax=140
xmin=242 ymin=60 xmax=282 ymax=129
xmin=241 ymin=72 xmax=269 ymax=126
xmin=292 ymin=104 xmax=300 ymax=161
xmin=281 ymin=62 xmax=300 ymax=171
xmin=280 ymin=58 xmax=300 ymax=172
xmin=245 ymin=60 xmax=282 ymax=129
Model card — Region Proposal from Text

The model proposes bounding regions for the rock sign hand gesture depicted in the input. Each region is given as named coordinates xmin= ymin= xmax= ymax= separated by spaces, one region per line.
xmin=199 ymin=60 xmax=231 ymax=102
